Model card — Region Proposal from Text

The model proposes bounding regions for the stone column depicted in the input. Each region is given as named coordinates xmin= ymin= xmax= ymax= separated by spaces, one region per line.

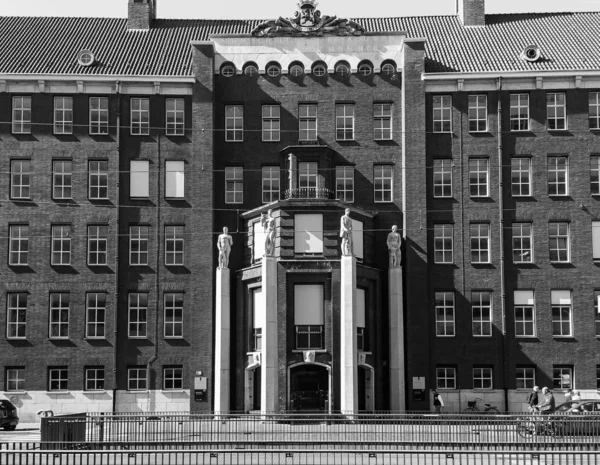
xmin=214 ymin=268 xmax=230 ymax=413
xmin=260 ymin=256 xmax=278 ymax=414
xmin=340 ymin=254 xmax=357 ymax=413
xmin=389 ymin=266 xmax=405 ymax=411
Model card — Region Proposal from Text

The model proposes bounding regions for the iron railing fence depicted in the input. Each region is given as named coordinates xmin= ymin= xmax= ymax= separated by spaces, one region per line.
xmin=3 ymin=449 xmax=600 ymax=465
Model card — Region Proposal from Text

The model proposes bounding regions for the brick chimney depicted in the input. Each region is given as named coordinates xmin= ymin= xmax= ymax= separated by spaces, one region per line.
xmin=456 ymin=0 xmax=485 ymax=27
xmin=128 ymin=0 xmax=156 ymax=30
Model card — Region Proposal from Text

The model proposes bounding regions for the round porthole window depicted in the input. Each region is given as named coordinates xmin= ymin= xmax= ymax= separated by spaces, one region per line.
xmin=244 ymin=65 xmax=259 ymax=76
xmin=77 ymin=50 xmax=95 ymax=67
xmin=312 ymin=64 xmax=327 ymax=77
xmin=335 ymin=63 xmax=350 ymax=76
xmin=266 ymin=64 xmax=281 ymax=77
xmin=381 ymin=63 xmax=396 ymax=76
xmin=358 ymin=63 xmax=372 ymax=76
xmin=290 ymin=64 xmax=304 ymax=77
xmin=221 ymin=64 xmax=235 ymax=77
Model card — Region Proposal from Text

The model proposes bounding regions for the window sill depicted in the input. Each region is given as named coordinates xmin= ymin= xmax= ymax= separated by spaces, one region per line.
xmin=46 ymin=391 xmax=71 ymax=395
xmin=6 ymin=338 xmax=27 ymax=341
xmin=49 ymin=338 xmax=70 ymax=341
xmin=3 ymin=391 xmax=27 ymax=395
xmin=164 ymin=337 xmax=185 ymax=340
xmin=292 ymin=349 xmax=327 ymax=353
xmin=84 ymin=337 xmax=106 ymax=341
xmin=83 ymin=390 xmax=107 ymax=394
xmin=161 ymin=389 xmax=186 ymax=393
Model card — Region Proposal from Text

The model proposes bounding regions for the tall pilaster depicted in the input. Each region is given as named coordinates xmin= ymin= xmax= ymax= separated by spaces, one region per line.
xmin=214 ymin=268 xmax=230 ymax=412
xmin=260 ymin=256 xmax=278 ymax=414
xmin=389 ymin=266 xmax=405 ymax=411
xmin=340 ymin=254 xmax=357 ymax=413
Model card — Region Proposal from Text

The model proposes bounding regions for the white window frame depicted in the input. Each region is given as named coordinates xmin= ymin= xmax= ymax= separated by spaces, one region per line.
xmin=473 ymin=367 xmax=493 ymax=390
xmin=470 ymin=223 xmax=490 ymax=264
xmin=294 ymin=214 xmax=324 ymax=254
xmin=130 ymin=98 xmax=150 ymax=135
xmin=335 ymin=166 xmax=354 ymax=203
xmin=129 ymin=225 xmax=149 ymax=266
xmin=593 ymin=222 xmax=600 ymax=260
xmin=163 ymin=367 xmax=183 ymax=390
xmin=511 ymin=158 xmax=532 ymax=197
xmin=549 ymin=222 xmax=570 ymax=263
xmin=514 ymin=290 xmax=536 ymax=337
xmin=164 ymin=293 xmax=183 ymax=338
xmin=547 ymin=156 xmax=568 ymax=196
xmin=48 ymin=367 xmax=68 ymax=391
xmin=512 ymin=223 xmax=533 ymax=263
xmin=87 ymin=225 xmax=108 ymax=266
xmin=435 ymin=291 xmax=455 ymax=337
xmin=589 ymin=92 xmax=600 ymax=130
xmin=262 ymin=105 xmax=280 ymax=142
xmin=298 ymin=162 xmax=318 ymax=190
xmin=299 ymin=104 xmax=317 ymax=141
xmin=436 ymin=367 xmax=456 ymax=390
xmin=510 ymin=94 xmax=530 ymax=131
xmin=166 ymin=98 xmax=185 ymax=136
xmin=262 ymin=166 xmax=280 ymax=203
xmin=551 ymin=290 xmax=572 ymax=337
xmin=468 ymin=94 xmax=488 ymax=132
xmin=5 ymin=367 xmax=25 ymax=391
xmin=294 ymin=284 xmax=324 ymax=350
xmin=128 ymin=293 xmax=148 ymax=339
xmin=51 ymin=225 xmax=72 ymax=266
xmin=52 ymin=160 xmax=73 ymax=199
xmin=374 ymin=164 xmax=393 ymax=203
xmin=165 ymin=225 xmax=184 ymax=266
xmin=9 ymin=225 xmax=29 ymax=266
xmin=553 ymin=366 xmax=572 ymax=390
xmin=591 ymin=156 xmax=600 ymax=196
xmin=433 ymin=159 xmax=452 ymax=198
xmin=433 ymin=95 xmax=452 ymax=133
xmin=336 ymin=103 xmax=354 ymax=141
xmin=85 ymin=367 xmax=105 ymax=391
xmin=434 ymin=224 xmax=453 ymax=264
xmin=54 ymin=97 xmax=73 ymax=135
xmin=373 ymin=103 xmax=392 ymax=140
xmin=12 ymin=96 xmax=31 ymax=134
xmin=469 ymin=158 xmax=489 ymax=197
xmin=225 ymin=105 xmax=243 ymax=142
xmin=49 ymin=293 xmax=69 ymax=339
xmin=130 ymin=160 xmax=150 ymax=199
xmin=594 ymin=290 xmax=600 ymax=338
xmin=86 ymin=293 xmax=106 ymax=339
xmin=89 ymin=160 xmax=108 ymax=200
xmin=225 ymin=166 xmax=243 ymax=204
xmin=6 ymin=293 xmax=27 ymax=339
xmin=547 ymin=92 xmax=566 ymax=130
xmin=165 ymin=160 xmax=185 ymax=198
xmin=11 ymin=159 xmax=31 ymax=200
xmin=89 ymin=97 xmax=109 ymax=135
xmin=472 ymin=291 xmax=492 ymax=337
xmin=128 ymin=367 xmax=147 ymax=391
xmin=516 ymin=367 xmax=536 ymax=390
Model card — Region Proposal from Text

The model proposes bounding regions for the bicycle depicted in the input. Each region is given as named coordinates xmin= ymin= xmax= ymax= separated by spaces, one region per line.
xmin=463 ymin=398 xmax=500 ymax=414
xmin=516 ymin=408 xmax=563 ymax=438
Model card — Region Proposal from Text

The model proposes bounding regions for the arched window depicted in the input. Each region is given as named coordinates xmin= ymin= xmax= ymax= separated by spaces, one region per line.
xmin=221 ymin=63 xmax=236 ymax=77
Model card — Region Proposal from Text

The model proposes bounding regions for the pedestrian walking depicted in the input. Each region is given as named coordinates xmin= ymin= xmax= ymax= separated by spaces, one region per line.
xmin=564 ymin=388 xmax=573 ymax=402
xmin=433 ymin=391 xmax=444 ymax=413
xmin=527 ymin=386 xmax=540 ymax=413
xmin=539 ymin=387 xmax=555 ymax=415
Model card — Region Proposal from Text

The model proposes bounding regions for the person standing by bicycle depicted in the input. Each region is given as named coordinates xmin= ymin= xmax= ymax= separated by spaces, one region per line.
xmin=527 ymin=386 xmax=540 ymax=413
xmin=433 ymin=391 xmax=444 ymax=413
xmin=538 ymin=387 xmax=555 ymax=415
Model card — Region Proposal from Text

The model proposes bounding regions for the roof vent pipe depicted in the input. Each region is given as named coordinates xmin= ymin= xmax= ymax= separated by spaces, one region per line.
xmin=520 ymin=45 xmax=541 ymax=62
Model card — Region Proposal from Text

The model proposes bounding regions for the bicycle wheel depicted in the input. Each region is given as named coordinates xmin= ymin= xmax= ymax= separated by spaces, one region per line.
xmin=463 ymin=407 xmax=476 ymax=413
xmin=486 ymin=407 xmax=499 ymax=414
xmin=517 ymin=419 xmax=536 ymax=438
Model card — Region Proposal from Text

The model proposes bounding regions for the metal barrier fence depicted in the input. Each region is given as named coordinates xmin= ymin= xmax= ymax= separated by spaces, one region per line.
xmin=3 ymin=449 xmax=600 ymax=465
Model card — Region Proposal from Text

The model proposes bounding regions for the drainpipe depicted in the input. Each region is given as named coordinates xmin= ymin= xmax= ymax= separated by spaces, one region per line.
xmin=112 ymin=81 xmax=121 ymax=414
xmin=497 ymin=77 xmax=509 ymax=413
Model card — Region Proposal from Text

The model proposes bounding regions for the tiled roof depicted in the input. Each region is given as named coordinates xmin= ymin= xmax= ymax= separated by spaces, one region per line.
xmin=0 ymin=12 xmax=598 ymax=76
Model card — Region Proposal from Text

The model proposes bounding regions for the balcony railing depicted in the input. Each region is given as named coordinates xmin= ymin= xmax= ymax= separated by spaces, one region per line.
xmin=284 ymin=188 xmax=335 ymax=200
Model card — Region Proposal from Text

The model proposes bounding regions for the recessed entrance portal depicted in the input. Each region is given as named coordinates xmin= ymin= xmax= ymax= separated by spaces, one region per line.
xmin=290 ymin=365 xmax=329 ymax=411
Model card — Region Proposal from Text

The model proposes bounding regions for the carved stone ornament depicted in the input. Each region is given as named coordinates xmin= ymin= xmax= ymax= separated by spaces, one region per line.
xmin=252 ymin=0 xmax=365 ymax=37
xmin=303 ymin=350 xmax=316 ymax=363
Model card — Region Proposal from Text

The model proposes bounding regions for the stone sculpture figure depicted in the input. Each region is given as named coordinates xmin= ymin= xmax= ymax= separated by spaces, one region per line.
xmin=340 ymin=208 xmax=353 ymax=256
xmin=386 ymin=225 xmax=402 ymax=268
xmin=261 ymin=209 xmax=276 ymax=256
xmin=217 ymin=226 xmax=233 ymax=269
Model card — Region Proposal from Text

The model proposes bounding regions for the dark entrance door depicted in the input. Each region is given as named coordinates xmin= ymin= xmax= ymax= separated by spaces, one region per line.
xmin=253 ymin=367 xmax=261 ymax=411
xmin=290 ymin=365 xmax=328 ymax=411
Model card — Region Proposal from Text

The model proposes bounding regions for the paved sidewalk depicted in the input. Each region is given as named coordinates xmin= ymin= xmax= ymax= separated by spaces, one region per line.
xmin=15 ymin=422 xmax=40 ymax=431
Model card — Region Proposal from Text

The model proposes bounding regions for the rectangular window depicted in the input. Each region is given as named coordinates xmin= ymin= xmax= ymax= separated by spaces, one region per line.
xmin=553 ymin=366 xmax=572 ymax=390
xmin=164 ymin=293 xmax=183 ymax=338
xmin=335 ymin=166 xmax=354 ymax=203
xmin=547 ymin=93 xmax=566 ymax=130
xmin=52 ymin=160 xmax=72 ymax=199
xmin=131 ymin=98 xmax=150 ymax=135
xmin=129 ymin=225 xmax=149 ymax=266
xmin=294 ymin=284 xmax=324 ymax=349
xmin=514 ymin=290 xmax=535 ymax=337
xmin=294 ymin=214 xmax=323 ymax=254
xmin=436 ymin=367 xmax=456 ymax=390
xmin=593 ymin=222 xmax=600 ymax=260
xmin=89 ymin=97 xmax=109 ymax=135
xmin=548 ymin=156 xmax=568 ymax=196
xmin=262 ymin=166 xmax=280 ymax=203
xmin=373 ymin=103 xmax=392 ymax=140
xmin=165 ymin=161 xmax=185 ymax=198
xmin=516 ymin=367 xmax=536 ymax=390
xmin=225 ymin=105 xmax=243 ymax=141
xmin=597 ymin=366 xmax=600 ymax=390
xmin=512 ymin=223 xmax=533 ymax=263
xmin=165 ymin=225 xmax=184 ymax=265
xmin=435 ymin=291 xmax=455 ymax=337
xmin=470 ymin=223 xmax=490 ymax=264
xmin=511 ymin=158 xmax=531 ymax=197
xmin=589 ymin=92 xmax=600 ymax=130
xmin=130 ymin=160 xmax=150 ymax=198
xmin=10 ymin=160 xmax=31 ymax=200
xmin=595 ymin=291 xmax=600 ymax=338
xmin=253 ymin=288 xmax=263 ymax=351
xmin=469 ymin=158 xmax=489 ymax=197
xmin=549 ymin=222 xmax=569 ymax=263
xmin=89 ymin=161 xmax=108 ymax=200
xmin=128 ymin=293 xmax=148 ymax=338
xmin=7 ymin=293 xmax=27 ymax=339
xmin=510 ymin=94 xmax=529 ymax=131
xmin=54 ymin=97 xmax=73 ymax=134
xmin=163 ymin=367 xmax=183 ymax=390
xmin=85 ymin=367 xmax=105 ymax=391
xmin=88 ymin=225 xmax=108 ymax=266
xmin=336 ymin=103 xmax=354 ymax=140
xmin=299 ymin=104 xmax=317 ymax=141
xmin=374 ymin=165 xmax=393 ymax=203
xmin=225 ymin=166 xmax=243 ymax=204
xmin=433 ymin=95 xmax=452 ymax=133
xmin=468 ymin=95 xmax=487 ymax=132
xmin=357 ymin=288 xmax=367 ymax=351
xmin=166 ymin=98 xmax=185 ymax=136
xmin=592 ymin=156 xmax=600 ymax=196
xmin=262 ymin=105 xmax=280 ymax=141
xmin=86 ymin=293 xmax=106 ymax=339
xmin=551 ymin=290 xmax=572 ymax=337
xmin=128 ymin=367 xmax=147 ymax=391
xmin=433 ymin=159 xmax=452 ymax=198
xmin=48 ymin=367 xmax=68 ymax=391
xmin=9 ymin=225 xmax=29 ymax=266
xmin=472 ymin=291 xmax=492 ymax=337
xmin=12 ymin=96 xmax=31 ymax=134
xmin=49 ymin=293 xmax=69 ymax=339
xmin=5 ymin=367 xmax=25 ymax=391
xmin=473 ymin=367 xmax=493 ymax=390
xmin=298 ymin=162 xmax=318 ymax=190
xmin=51 ymin=225 xmax=72 ymax=265
xmin=434 ymin=224 xmax=453 ymax=264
